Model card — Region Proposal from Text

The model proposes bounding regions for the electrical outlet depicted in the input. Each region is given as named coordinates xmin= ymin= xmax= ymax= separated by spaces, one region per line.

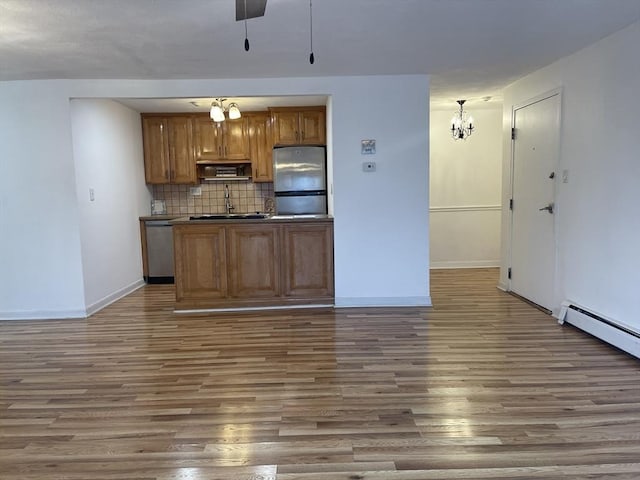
xmin=362 ymin=161 xmax=376 ymax=172
xmin=190 ymin=186 xmax=202 ymax=196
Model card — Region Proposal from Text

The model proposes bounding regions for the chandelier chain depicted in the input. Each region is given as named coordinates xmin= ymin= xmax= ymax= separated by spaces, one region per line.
xmin=309 ymin=0 xmax=315 ymax=64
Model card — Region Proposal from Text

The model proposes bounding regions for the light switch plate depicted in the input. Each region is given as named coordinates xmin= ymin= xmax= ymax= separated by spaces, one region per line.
xmin=362 ymin=161 xmax=376 ymax=172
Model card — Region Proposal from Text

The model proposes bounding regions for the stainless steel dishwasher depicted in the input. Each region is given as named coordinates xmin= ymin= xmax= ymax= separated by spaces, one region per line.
xmin=144 ymin=220 xmax=174 ymax=283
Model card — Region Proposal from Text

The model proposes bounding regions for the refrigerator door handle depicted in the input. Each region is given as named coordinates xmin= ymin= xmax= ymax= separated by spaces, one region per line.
xmin=274 ymin=190 xmax=326 ymax=197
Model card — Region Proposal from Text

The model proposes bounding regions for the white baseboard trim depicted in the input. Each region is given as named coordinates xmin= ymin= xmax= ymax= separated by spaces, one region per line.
xmin=430 ymin=261 xmax=500 ymax=269
xmin=429 ymin=205 xmax=501 ymax=213
xmin=496 ymin=282 xmax=508 ymax=292
xmin=175 ymin=303 xmax=334 ymax=314
xmin=335 ymin=296 xmax=432 ymax=308
xmin=0 ymin=279 xmax=146 ymax=321
xmin=85 ymin=279 xmax=146 ymax=317
xmin=0 ymin=308 xmax=87 ymax=321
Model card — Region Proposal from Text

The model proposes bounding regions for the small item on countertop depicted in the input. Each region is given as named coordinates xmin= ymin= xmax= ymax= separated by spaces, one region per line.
xmin=264 ymin=197 xmax=275 ymax=214
xmin=151 ymin=200 xmax=166 ymax=215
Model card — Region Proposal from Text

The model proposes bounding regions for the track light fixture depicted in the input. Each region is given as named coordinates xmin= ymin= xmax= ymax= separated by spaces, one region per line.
xmin=228 ymin=103 xmax=241 ymax=120
xmin=209 ymin=99 xmax=241 ymax=122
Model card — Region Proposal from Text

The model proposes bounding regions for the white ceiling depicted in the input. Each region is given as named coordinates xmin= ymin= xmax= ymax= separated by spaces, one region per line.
xmin=3 ymin=0 xmax=640 ymax=109
xmin=114 ymin=95 xmax=329 ymax=113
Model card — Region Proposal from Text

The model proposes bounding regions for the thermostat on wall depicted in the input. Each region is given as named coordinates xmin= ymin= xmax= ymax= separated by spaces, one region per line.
xmin=361 ymin=139 xmax=376 ymax=155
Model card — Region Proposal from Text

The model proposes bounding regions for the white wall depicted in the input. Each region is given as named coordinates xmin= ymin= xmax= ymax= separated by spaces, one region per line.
xmin=329 ymin=78 xmax=430 ymax=306
xmin=70 ymin=99 xmax=151 ymax=314
xmin=430 ymin=106 xmax=502 ymax=268
xmin=0 ymin=81 xmax=86 ymax=319
xmin=0 ymin=74 xmax=431 ymax=318
xmin=500 ymin=21 xmax=640 ymax=331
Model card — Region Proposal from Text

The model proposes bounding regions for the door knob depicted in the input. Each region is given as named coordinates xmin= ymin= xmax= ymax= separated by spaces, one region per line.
xmin=539 ymin=203 xmax=554 ymax=214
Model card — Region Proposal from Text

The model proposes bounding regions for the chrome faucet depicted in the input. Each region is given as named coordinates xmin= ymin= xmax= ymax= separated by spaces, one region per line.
xmin=224 ymin=184 xmax=234 ymax=214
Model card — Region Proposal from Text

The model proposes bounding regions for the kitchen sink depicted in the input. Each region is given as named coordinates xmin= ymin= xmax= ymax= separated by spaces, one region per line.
xmin=189 ymin=213 xmax=270 ymax=220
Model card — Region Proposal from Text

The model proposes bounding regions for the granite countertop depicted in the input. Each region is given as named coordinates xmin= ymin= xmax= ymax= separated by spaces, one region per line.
xmin=169 ymin=214 xmax=333 ymax=225
xmin=139 ymin=215 xmax=182 ymax=221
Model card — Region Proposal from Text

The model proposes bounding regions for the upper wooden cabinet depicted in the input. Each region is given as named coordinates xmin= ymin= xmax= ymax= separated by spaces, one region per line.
xmin=142 ymin=116 xmax=170 ymax=183
xmin=142 ymin=115 xmax=197 ymax=184
xmin=143 ymin=107 xmax=324 ymax=184
xmin=270 ymin=107 xmax=326 ymax=146
xmin=246 ymin=112 xmax=273 ymax=182
xmin=168 ymin=117 xmax=197 ymax=183
xmin=193 ymin=115 xmax=249 ymax=161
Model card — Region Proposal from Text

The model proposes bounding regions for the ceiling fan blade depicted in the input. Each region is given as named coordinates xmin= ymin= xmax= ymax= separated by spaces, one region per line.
xmin=236 ymin=0 xmax=267 ymax=21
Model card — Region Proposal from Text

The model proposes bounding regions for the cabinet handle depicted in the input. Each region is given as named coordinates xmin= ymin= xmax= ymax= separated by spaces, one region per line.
xmin=165 ymin=169 xmax=169 ymax=179
xmin=301 ymin=130 xmax=305 ymax=141
xmin=224 ymin=145 xmax=227 ymax=156
xmin=218 ymin=146 xmax=222 ymax=156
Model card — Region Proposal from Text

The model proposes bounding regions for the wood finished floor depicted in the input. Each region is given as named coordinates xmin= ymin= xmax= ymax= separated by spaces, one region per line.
xmin=1 ymin=268 xmax=640 ymax=479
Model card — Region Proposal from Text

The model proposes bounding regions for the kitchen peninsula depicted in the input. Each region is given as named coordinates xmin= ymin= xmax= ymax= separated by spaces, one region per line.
xmin=171 ymin=215 xmax=334 ymax=311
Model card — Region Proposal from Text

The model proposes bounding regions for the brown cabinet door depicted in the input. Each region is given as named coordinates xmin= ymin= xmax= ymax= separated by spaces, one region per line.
xmin=247 ymin=113 xmax=273 ymax=182
xmin=271 ymin=110 xmax=300 ymax=145
xmin=193 ymin=115 xmax=223 ymax=160
xmin=227 ymin=225 xmax=280 ymax=298
xmin=222 ymin=118 xmax=249 ymax=160
xmin=142 ymin=116 xmax=170 ymax=184
xmin=299 ymin=109 xmax=326 ymax=145
xmin=174 ymin=225 xmax=228 ymax=302
xmin=282 ymin=223 xmax=334 ymax=297
xmin=168 ymin=117 xmax=196 ymax=183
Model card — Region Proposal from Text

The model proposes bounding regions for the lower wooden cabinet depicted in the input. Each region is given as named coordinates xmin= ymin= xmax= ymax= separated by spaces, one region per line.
xmin=173 ymin=220 xmax=333 ymax=309
xmin=227 ymin=225 xmax=280 ymax=298
xmin=174 ymin=225 xmax=227 ymax=304
xmin=282 ymin=223 xmax=334 ymax=298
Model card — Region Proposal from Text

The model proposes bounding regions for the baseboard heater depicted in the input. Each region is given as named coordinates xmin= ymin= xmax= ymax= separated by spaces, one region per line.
xmin=558 ymin=301 xmax=640 ymax=359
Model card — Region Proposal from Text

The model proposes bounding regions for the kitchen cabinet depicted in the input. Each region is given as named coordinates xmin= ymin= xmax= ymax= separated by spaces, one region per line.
xmin=174 ymin=224 xmax=228 ymax=304
xmin=282 ymin=223 xmax=334 ymax=298
xmin=193 ymin=115 xmax=249 ymax=161
xmin=270 ymin=107 xmax=326 ymax=146
xmin=246 ymin=112 xmax=273 ymax=182
xmin=227 ymin=225 xmax=280 ymax=298
xmin=142 ymin=115 xmax=197 ymax=184
xmin=173 ymin=219 xmax=334 ymax=310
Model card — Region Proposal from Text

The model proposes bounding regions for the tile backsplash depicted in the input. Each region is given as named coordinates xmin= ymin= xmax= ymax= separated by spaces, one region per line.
xmin=152 ymin=181 xmax=274 ymax=216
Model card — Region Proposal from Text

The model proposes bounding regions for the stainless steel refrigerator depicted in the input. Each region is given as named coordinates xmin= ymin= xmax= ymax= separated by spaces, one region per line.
xmin=273 ymin=146 xmax=327 ymax=215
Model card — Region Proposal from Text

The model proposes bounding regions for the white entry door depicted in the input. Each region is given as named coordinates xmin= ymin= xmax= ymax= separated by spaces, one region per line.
xmin=510 ymin=93 xmax=560 ymax=311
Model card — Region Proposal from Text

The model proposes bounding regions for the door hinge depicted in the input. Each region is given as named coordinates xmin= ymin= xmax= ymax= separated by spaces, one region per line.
xmin=508 ymin=268 xmax=512 ymax=279
xmin=511 ymin=127 xmax=516 ymax=140
xmin=509 ymin=198 xmax=513 ymax=210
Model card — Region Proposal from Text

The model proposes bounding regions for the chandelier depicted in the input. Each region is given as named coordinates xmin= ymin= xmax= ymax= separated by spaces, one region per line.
xmin=210 ymin=98 xmax=241 ymax=123
xmin=450 ymin=100 xmax=475 ymax=140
